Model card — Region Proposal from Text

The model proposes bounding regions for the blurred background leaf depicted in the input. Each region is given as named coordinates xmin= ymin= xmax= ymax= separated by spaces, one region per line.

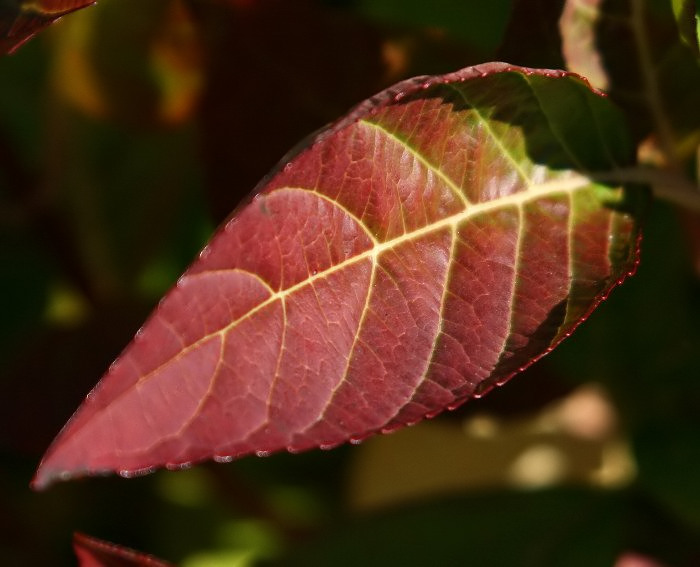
xmin=671 ymin=0 xmax=700 ymax=59
xmin=0 ymin=0 xmax=95 ymax=55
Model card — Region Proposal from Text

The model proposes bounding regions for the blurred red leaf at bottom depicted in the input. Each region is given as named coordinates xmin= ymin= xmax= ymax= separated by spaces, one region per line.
xmin=614 ymin=551 xmax=668 ymax=567
xmin=74 ymin=533 xmax=173 ymax=567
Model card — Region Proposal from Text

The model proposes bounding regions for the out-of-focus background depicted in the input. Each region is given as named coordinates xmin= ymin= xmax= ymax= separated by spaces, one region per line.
xmin=1 ymin=0 xmax=700 ymax=564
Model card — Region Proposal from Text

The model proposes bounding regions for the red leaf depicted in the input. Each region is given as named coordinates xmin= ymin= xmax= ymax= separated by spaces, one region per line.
xmin=0 ymin=0 xmax=95 ymax=54
xmin=614 ymin=551 xmax=668 ymax=567
xmin=33 ymin=62 xmax=643 ymax=489
xmin=73 ymin=533 xmax=173 ymax=567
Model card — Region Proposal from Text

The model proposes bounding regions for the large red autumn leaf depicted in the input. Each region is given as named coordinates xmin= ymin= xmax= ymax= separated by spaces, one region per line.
xmin=0 ymin=0 xmax=94 ymax=55
xmin=33 ymin=62 xmax=642 ymax=489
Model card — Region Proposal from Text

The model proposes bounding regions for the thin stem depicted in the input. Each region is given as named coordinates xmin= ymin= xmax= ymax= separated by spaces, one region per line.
xmin=595 ymin=166 xmax=700 ymax=211
xmin=630 ymin=0 xmax=680 ymax=166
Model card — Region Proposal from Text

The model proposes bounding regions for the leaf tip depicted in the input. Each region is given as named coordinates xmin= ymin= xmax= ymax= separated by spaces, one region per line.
xmin=30 ymin=464 xmax=74 ymax=491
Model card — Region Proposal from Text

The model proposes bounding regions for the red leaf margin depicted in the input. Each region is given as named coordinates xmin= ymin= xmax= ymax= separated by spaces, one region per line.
xmin=33 ymin=61 xmax=644 ymax=489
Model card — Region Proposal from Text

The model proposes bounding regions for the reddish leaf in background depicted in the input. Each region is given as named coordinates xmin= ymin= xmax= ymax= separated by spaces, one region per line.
xmin=74 ymin=533 xmax=173 ymax=567
xmin=33 ymin=62 xmax=643 ymax=489
xmin=0 ymin=0 xmax=95 ymax=54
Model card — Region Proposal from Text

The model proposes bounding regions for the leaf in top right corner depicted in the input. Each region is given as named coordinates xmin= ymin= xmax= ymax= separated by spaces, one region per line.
xmin=671 ymin=0 xmax=700 ymax=58
xmin=558 ymin=0 xmax=700 ymax=157
xmin=500 ymin=0 xmax=700 ymax=158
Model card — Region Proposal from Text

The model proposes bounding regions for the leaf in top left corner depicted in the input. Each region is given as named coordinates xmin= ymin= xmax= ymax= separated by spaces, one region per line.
xmin=0 ymin=0 xmax=95 ymax=55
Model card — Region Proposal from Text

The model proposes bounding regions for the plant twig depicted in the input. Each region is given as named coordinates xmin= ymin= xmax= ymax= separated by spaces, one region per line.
xmin=630 ymin=0 xmax=680 ymax=166
xmin=596 ymin=166 xmax=700 ymax=211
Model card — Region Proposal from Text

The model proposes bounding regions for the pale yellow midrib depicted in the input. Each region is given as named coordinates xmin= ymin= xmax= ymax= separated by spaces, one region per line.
xmin=257 ymin=176 xmax=591 ymax=304
xmin=132 ymin=174 xmax=593 ymax=390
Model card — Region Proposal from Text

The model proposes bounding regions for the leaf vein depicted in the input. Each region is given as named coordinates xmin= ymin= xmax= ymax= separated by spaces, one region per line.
xmin=444 ymin=84 xmax=533 ymax=185
xmin=123 ymin=177 xmax=593 ymax=402
xmin=358 ymin=118 xmax=471 ymax=208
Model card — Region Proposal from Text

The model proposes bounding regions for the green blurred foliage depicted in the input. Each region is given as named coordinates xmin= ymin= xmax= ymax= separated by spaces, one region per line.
xmin=354 ymin=0 xmax=512 ymax=53
xmin=1 ymin=0 xmax=699 ymax=565
xmin=278 ymin=488 xmax=698 ymax=566
xmin=671 ymin=0 xmax=700 ymax=58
